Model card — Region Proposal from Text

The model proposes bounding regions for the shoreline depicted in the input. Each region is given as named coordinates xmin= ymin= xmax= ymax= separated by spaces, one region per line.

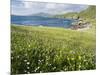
xmin=11 ymin=23 xmax=92 ymax=31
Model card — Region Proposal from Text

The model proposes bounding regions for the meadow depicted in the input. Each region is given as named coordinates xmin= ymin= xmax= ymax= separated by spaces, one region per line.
xmin=11 ymin=21 xmax=96 ymax=74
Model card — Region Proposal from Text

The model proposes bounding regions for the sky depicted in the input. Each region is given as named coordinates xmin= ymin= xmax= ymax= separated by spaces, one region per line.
xmin=11 ymin=0 xmax=89 ymax=16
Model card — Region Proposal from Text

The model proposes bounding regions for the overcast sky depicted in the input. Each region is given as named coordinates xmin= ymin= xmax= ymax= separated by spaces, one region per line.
xmin=11 ymin=0 xmax=89 ymax=15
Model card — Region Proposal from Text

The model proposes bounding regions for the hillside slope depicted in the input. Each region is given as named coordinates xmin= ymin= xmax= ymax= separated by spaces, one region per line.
xmin=54 ymin=6 xmax=96 ymax=19
xmin=78 ymin=6 xmax=96 ymax=19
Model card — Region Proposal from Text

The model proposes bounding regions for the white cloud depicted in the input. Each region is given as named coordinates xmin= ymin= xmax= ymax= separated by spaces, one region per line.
xmin=11 ymin=1 xmax=88 ymax=15
xmin=22 ymin=2 xmax=33 ymax=8
xmin=45 ymin=3 xmax=56 ymax=9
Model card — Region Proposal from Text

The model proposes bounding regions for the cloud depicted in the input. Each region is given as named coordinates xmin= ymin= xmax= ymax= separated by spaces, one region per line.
xmin=11 ymin=0 xmax=89 ymax=15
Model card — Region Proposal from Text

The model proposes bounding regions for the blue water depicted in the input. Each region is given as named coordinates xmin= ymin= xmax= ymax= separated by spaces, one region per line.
xmin=11 ymin=15 xmax=74 ymax=28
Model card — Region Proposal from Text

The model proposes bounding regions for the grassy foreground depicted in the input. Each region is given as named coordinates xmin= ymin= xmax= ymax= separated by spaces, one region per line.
xmin=11 ymin=24 xmax=96 ymax=74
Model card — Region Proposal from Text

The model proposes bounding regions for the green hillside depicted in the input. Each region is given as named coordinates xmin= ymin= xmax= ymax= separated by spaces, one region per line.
xmin=79 ymin=6 xmax=96 ymax=19
xmin=55 ymin=6 xmax=96 ymax=19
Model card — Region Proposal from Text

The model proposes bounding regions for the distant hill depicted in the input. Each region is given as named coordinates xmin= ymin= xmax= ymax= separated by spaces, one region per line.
xmin=29 ymin=12 xmax=52 ymax=17
xmin=54 ymin=12 xmax=78 ymax=19
xmin=11 ymin=13 xmax=52 ymax=17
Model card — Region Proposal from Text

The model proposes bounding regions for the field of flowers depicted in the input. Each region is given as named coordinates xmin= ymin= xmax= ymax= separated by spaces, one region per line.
xmin=11 ymin=25 xmax=96 ymax=74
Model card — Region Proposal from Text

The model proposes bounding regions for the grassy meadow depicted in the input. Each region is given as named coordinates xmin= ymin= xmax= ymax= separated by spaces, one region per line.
xmin=11 ymin=6 xmax=96 ymax=74
xmin=11 ymin=22 xmax=96 ymax=74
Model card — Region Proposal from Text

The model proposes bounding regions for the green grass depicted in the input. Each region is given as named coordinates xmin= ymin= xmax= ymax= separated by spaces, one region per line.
xmin=11 ymin=22 xmax=96 ymax=74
